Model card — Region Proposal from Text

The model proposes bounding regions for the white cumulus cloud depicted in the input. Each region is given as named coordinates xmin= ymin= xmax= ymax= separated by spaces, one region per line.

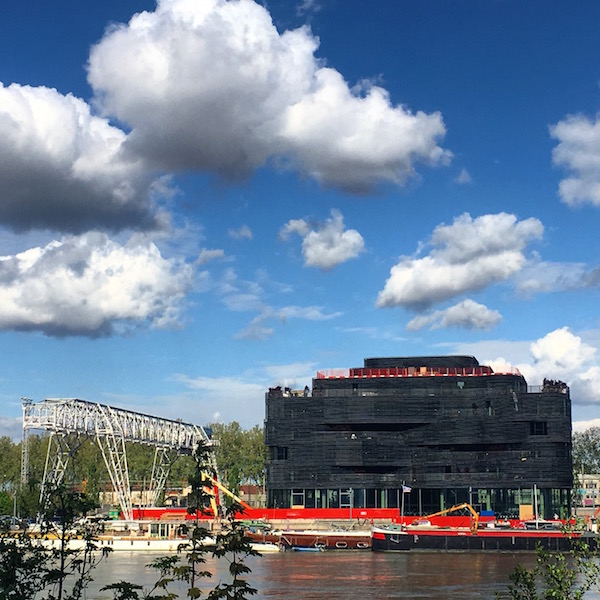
xmin=234 ymin=304 xmax=341 ymax=339
xmin=280 ymin=70 xmax=451 ymax=191
xmin=0 ymin=83 xmax=155 ymax=233
xmin=228 ymin=225 xmax=253 ymax=240
xmin=515 ymin=255 xmax=587 ymax=296
xmin=280 ymin=209 xmax=364 ymax=270
xmin=195 ymin=247 xmax=225 ymax=265
xmin=485 ymin=327 xmax=600 ymax=406
xmin=406 ymin=299 xmax=501 ymax=331
xmin=550 ymin=114 xmax=600 ymax=207
xmin=87 ymin=0 xmax=450 ymax=192
xmin=0 ymin=232 xmax=194 ymax=336
xmin=517 ymin=327 xmax=597 ymax=389
xmin=455 ymin=168 xmax=472 ymax=184
xmin=377 ymin=212 xmax=543 ymax=310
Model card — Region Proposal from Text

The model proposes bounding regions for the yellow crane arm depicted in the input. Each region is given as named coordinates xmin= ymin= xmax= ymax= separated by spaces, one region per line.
xmin=425 ymin=503 xmax=480 ymax=532
xmin=201 ymin=471 xmax=253 ymax=511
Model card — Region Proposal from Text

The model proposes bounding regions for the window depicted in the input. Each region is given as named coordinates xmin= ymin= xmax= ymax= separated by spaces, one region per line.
xmin=529 ymin=421 xmax=548 ymax=435
xmin=269 ymin=446 xmax=289 ymax=460
xmin=292 ymin=489 xmax=304 ymax=507
xmin=340 ymin=489 xmax=352 ymax=507
xmin=315 ymin=489 xmax=326 ymax=509
xmin=327 ymin=489 xmax=339 ymax=508
xmin=366 ymin=489 xmax=376 ymax=508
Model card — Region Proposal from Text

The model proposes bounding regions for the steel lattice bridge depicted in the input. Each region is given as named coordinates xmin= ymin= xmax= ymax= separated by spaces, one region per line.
xmin=21 ymin=397 xmax=217 ymax=521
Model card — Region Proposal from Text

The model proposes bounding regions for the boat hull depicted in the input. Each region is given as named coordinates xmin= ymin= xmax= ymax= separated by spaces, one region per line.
xmin=247 ymin=529 xmax=371 ymax=550
xmin=371 ymin=526 xmax=588 ymax=552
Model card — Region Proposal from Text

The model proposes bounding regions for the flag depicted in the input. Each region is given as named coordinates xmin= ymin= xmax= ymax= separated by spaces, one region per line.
xmin=402 ymin=485 xmax=412 ymax=493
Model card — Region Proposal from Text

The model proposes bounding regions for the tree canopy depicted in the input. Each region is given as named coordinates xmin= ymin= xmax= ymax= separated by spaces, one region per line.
xmin=209 ymin=422 xmax=267 ymax=495
xmin=572 ymin=427 xmax=600 ymax=474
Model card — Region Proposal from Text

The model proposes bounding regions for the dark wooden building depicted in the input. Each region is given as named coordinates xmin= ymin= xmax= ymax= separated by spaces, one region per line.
xmin=264 ymin=356 xmax=573 ymax=519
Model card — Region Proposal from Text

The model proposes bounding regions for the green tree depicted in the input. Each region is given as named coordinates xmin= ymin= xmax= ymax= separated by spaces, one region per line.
xmin=242 ymin=426 xmax=267 ymax=507
xmin=68 ymin=438 xmax=107 ymax=503
xmin=244 ymin=426 xmax=267 ymax=486
xmin=572 ymin=427 xmax=600 ymax=507
xmin=210 ymin=423 xmax=245 ymax=495
xmin=18 ymin=480 xmax=41 ymax=519
xmin=183 ymin=440 xmax=215 ymax=596
xmin=40 ymin=482 xmax=105 ymax=600
xmin=0 ymin=525 xmax=50 ymax=600
xmin=126 ymin=444 xmax=156 ymax=488
xmin=170 ymin=454 xmax=195 ymax=488
xmin=103 ymin=441 xmax=262 ymax=600
xmin=497 ymin=532 xmax=600 ymax=600
xmin=0 ymin=492 xmax=12 ymax=515
xmin=17 ymin=433 xmax=51 ymax=518
xmin=209 ymin=423 xmax=266 ymax=498
xmin=208 ymin=504 xmax=259 ymax=600
xmin=573 ymin=427 xmax=600 ymax=475
xmin=0 ymin=482 xmax=110 ymax=600
xmin=22 ymin=434 xmax=51 ymax=484
xmin=17 ymin=434 xmax=49 ymax=519
xmin=0 ymin=436 xmax=20 ymax=492
xmin=104 ymin=441 xmax=216 ymax=600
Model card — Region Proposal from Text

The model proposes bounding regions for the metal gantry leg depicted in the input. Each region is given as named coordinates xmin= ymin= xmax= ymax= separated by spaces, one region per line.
xmin=39 ymin=433 xmax=82 ymax=514
xmin=149 ymin=447 xmax=179 ymax=507
xmin=20 ymin=428 xmax=29 ymax=486
xmin=96 ymin=434 xmax=133 ymax=521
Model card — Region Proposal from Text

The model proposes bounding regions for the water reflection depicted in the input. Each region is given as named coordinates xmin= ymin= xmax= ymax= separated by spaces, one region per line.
xmin=85 ymin=551 xmax=598 ymax=600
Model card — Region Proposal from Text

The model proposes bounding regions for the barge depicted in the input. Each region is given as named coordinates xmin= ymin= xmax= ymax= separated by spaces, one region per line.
xmin=371 ymin=523 xmax=585 ymax=552
xmin=246 ymin=527 xmax=371 ymax=550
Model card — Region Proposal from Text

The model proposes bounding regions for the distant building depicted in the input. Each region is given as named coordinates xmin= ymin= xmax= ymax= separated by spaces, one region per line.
xmin=100 ymin=489 xmax=155 ymax=508
xmin=578 ymin=474 xmax=600 ymax=508
xmin=239 ymin=484 xmax=266 ymax=508
xmin=573 ymin=474 xmax=600 ymax=527
xmin=264 ymin=356 xmax=573 ymax=519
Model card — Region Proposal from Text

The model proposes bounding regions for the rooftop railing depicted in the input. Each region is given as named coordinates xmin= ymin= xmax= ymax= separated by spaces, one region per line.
xmin=316 ymin=366 xmax=522 ymax=379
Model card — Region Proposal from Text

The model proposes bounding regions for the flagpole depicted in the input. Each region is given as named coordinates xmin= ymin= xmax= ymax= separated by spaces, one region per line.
xmin=401 ymin=481 xmax=405 ymax=525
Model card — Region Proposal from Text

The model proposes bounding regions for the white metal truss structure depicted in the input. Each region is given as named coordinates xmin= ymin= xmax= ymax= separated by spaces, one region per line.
xmin=21 ymin=397 xmax=216 ymax=521
xmin=148 ymin=447 xmax=180 ymax=507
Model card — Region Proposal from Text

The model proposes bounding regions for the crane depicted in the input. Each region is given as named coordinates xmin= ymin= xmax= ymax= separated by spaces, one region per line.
xmin=424 ymin=503 xmax=480 ymax=533
xmin=201 ymin=471 xmax=253 ymax=514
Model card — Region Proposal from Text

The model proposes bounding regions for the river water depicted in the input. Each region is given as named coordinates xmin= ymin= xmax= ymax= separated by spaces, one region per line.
xmin=81 ymin=550 xmax=600 ymax=599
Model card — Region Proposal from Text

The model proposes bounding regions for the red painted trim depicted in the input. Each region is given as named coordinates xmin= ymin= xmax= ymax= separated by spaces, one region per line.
xmin=130 ymin=507 xmax=504 ymax=526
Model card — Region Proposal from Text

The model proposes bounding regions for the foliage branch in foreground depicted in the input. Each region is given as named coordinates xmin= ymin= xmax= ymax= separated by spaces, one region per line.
xmin=497 ymin=524 xmax=600 ymax=600
xmin=104 ymin=440 xmax=261 ymax=600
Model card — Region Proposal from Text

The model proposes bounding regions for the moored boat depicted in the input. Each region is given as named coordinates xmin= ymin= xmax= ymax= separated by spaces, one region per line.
xmin=34 ymin=535 xmax=280 ymax=553
xmin=371 ymin=523 xmax=587 ymax=552
xmin=247 ymin=527 xmax=371 ymax=550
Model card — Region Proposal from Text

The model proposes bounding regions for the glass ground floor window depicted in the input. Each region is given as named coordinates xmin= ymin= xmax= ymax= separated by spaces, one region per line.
xmin=267 ymin=486 xmax=571 ymax=519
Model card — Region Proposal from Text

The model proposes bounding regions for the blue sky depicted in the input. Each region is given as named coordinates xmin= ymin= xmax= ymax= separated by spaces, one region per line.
xmin=1 ymin=0 xmax=600 ymax=438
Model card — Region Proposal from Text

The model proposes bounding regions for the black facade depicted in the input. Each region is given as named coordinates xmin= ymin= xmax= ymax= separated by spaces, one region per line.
xmin=264 ymin=356 xmax=573 ymax=519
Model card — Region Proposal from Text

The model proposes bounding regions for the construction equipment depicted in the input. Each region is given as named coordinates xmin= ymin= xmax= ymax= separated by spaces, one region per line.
xmin=22 ymin=397 xmax=217 ymax=520
xmin=425 ymin=503 xmax=480 ymax=533
xmin=201 ymin=471 xmax=252 ymax=513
